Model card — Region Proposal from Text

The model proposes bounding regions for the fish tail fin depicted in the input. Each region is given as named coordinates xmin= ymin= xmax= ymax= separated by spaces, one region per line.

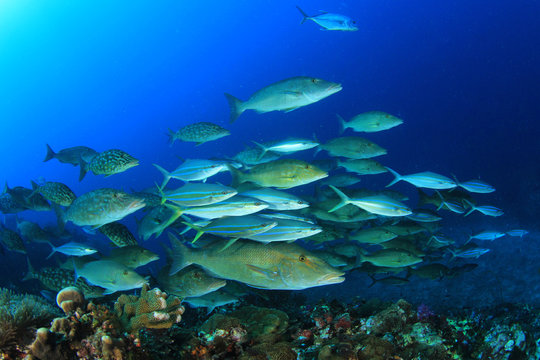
xmin=448 ymin=248 xmax=457 ymax=261
xmin=368 ymin=274 xmax=378 ymax=288
xmin=45 ymin=242 xmax=56 ymax=260
xmin=251 ymin=141 xmax=268 ymax=161
xmin=224 ymin=93 xmax=244 ymax=123
xmin=155 ymin=182 xmax=167 ymax=205
xmin=153 ymin=164 xmax=172 ymax=189
xmin=27 ymin=180 xmax=40 ymax=200
xmin=417 ymin=189 xmax=429 ymax=206
xmin=449 ymin=174 xmax=460 ymax=192
xmin=336 ymin=114 xmax=347 ymax=134
xmin=167 ymin=129 xmax=177 ymax=146
xmin=168 ymin=233 xmax=193 ymax=275
xmin=434 ymin=191 xmax=445 ymax=211
xmin=78 ymin=158 xmax=88 ymax=182
xmin=385 ymin=167 xmax=402 ymax=187
xmin=180 ymin=221 xmax=205 ymax=243
xmin=296 ymin=5 xmax=310 ymax=24
xmin=327 ymin=185 xmax=350 ymax=213
xmin=22 ymin=257 xmax=35 ymax=281
xmin=44 ymin=144 xmax=56 ymax=162
xmin=157 ymin=204 xmax=184 ymax=239
xmin=227 ymin=164 xmax=246 ymax=188
xmin=463 ymin=199 xmax=475 ymax=216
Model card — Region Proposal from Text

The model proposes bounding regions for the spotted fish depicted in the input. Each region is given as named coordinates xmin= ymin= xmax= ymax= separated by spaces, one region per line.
xmin=79 ymin=149 xmax=139 ymax=181
xmin=30 ymin=180 xmax=76 ymax=206
xmin=98 ymin=222 xmax=138 ymax=247
xmin=168 ymin=122 xmax=230 ymax=145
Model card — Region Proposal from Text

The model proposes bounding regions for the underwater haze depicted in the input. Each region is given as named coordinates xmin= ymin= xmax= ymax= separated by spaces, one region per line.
xmin=1 ymin=0 xmax=540 ymax=358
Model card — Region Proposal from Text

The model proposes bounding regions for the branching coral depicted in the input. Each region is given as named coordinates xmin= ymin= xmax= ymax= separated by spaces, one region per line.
xmin=114 ymin=284 xmax=185 ymax=333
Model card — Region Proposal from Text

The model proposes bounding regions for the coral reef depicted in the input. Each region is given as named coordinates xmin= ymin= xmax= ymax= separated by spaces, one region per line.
xmin=0 ymin=288 xmax=60 ymax=357
xmin=114 ymin=284 xmax=185 ymax=333
xmin=56 ymin=286 xmax=86 ymax=314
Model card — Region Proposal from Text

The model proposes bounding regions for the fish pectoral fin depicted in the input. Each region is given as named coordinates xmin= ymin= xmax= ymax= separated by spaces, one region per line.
xmin=282 ymin=90 xmax=302 ymax=96
xmin=246 ymin=264 xmax=279 ymax=280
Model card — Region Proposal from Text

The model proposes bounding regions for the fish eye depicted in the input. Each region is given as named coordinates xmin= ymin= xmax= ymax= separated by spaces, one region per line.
xmin=298 ymin=201 xmax=304 ymax=204
xmin=221 ymin=191 xmax=228 ymax=194
xmin=311 ymin=79 xmax=318 ymax=83
xmin=123 ymin=270 xmax=129 ymax=275
xmin=299 ymin=255 xmax=307 ymax=262
xmin=193 ymin=272 xmax=202 ymax=279
xmin=255 ymin=201 xmax=263 ymax=206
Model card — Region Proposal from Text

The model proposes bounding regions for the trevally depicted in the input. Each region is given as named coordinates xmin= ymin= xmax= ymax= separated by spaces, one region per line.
xmin=338 ymin=111 xmax=403 ymax=133
xmin=225 ymin=76 xmax=342 ymax=123
xmin=296 ymin=6 xmax=358 ymax=31
xmin=169 ymin=234 xmax=345 ymax=290
xmin=245 ymin=218 xmax=322 ymax=243
xmin=463 ymin=199 xmax=504 ymax=217
xmin=386 ymin=167 xmax=456 ymax=190
xmin=180 ymin=195 xmax=268 ymax=219
xmin=239 ymin=187 xmax=309 ymax=210
xmin=159 ymin=182 xmax=237 ymax=207
xmin=153 ymin=159 xmax=228 ymax=188
xmin=252 ymin=137 xmax=319 ymax=160
xmin=328 ymin=185 xmax=412 ymax=217
xmin=47 ymin=241 xmax=98 ymax=259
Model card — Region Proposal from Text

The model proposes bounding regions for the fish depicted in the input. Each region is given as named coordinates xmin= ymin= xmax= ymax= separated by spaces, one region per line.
xmin=506 ymin=229 xmax=529 ymax=238
xmin=328 ymin=185 xmax=412 ymax=217
xmin=296 ymin=6 xmax=358 ymax=31
xmin=449 ymin=247 xmax=490 ymax=259
xmin=453 ymin=178 xmax=495 ymax=193
xmin=408 ymin=264 xmax=451 ymax=280
xmin=317 ymin=137 xmax=386 ymax=159
xmin=319 ymin=174 xmax=361 ymax=187
xmin=338 ymin=111 xmax=403 ymax=133
xmin=131 ymin=189 xmax=163 ymax=208
xmin=468 ymin=231 xmax=505 ymax=243
xmin=348 ymin=227 xmax=397 ymax=244
xmin=184 ymin=290 xmax=240 ymax=314
xmin=338 ymin=159 xmax=387 ymax=175
xmin=43 ymin=144 xmax=98 ymax=166
xmin=427 ymin=234 xmax=455 ymax=248
xmin=79 ymin=149 xmax=139 ymax=181
xmin=16 ymin=219 xmax=52 ymax=244
xmin=157 ymin=265 xmax=227 ymax=298
xmin=22 ymin=259 xmax=104 ymax=298
xmin=379 ymin=239 xmax=425 ymax=257
xmin=47 ymin=242 xmax=98 ymax=259
xmin=0 ymin=193 xmax=27 ymax=214
xmin=230 ymin=159 xmax=328 ymax=189
xmin=406 ymin=209 xmax=442 ymax=223
xmin=30 ymin=180 xmax=76 ymax=207
xmin=63 ymin=188 xmax=145 ymax=228
xmin=137 ymin=205 xmax=183 ymax=241
xmin=98 ymin=222 xmax=138 ymax=247
xmin=359 ymin=249 xmax=423 ymax=268
xmin=103 ymin=245 xmax=159 ymax=268
xmin=381 ymin=223 xmax=428 ymax=236
xmin=74 ymin=259 xmax=148 ymax=294
xmin=312 ymin=250 xmax=349 ymax=268
xmin=435 ymin=195 xmax=466 ymax=214
xmin=252 ymin=137 xmax=319 ymax=160
xmin=232 ymin=146 xmax=281 ymax=166
xmin=183 ymin=215 xmax=278 ymax=245
xmin=239 ymin=188 xmax=309 ymax=210
xmin=312 ymin=159 xmax=338 ymax=173
xmin=0 ymin=224 xmax=26 ymax=254
xmin=169 ymin=234 xmax=345 ymax=290
xmin=4 ymin=184 xmax=51 ymax=212
xmin=463 ymin=199 xmax=504 ymax=217
xmin=258 ymin=212 xmax=314 ymax=224
xmin=153 ymin=159 xmax=228 ymax=188
xmin=386 ymin=167 xmax=456 ymax=190
xmin=225 ymin=76 xmax=342 ymax=123
xmin=167 ymin=122 xmax=230 ymax=145
xmin=245 ymin=218 xmax=322 ymax=243
xmin=181 ymin=195 xmax=268 ymax=219
xmin=159 ymin=183 xmax=237 ymax=207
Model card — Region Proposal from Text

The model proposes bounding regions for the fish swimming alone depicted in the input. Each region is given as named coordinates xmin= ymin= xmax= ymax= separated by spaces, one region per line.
xmin=296 ymin=6 xmax=358 ymax=31
xmin=225 ymin=76 xmax=342 ymax=123
xmin=168 ymin=122 xmax=230 ymax=145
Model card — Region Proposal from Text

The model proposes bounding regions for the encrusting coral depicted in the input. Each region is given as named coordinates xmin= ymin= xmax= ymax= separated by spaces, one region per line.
xmin=114 ymin=283 xmax=185 ymax=333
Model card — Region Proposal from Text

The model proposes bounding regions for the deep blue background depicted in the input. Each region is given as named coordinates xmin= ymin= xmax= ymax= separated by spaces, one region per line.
xmin=0 ymin=0 xmax=539 ymax=307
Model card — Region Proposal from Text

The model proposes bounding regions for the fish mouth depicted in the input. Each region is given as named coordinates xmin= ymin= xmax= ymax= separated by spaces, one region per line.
xmin=328 ymin=83 xmax=343 ymax=94
xmin=129 ymin=199 xmax=146 ymax=211
xmin=319 ymin=272 xmax=345 ymax=284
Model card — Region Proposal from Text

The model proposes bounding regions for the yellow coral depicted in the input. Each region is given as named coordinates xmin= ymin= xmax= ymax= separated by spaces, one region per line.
xmin=114 ymin=284 xmax=184 ymax=333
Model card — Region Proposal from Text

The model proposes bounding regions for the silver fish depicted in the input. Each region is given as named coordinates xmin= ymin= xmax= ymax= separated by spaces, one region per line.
xmin=296 ymin=6 xmax=358 ymax=31
xmin=386 ymin=167 xmax=456 ymax=190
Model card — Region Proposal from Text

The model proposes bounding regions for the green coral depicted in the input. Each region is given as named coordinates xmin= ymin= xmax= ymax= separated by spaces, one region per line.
xmin=0 ymin=288 xmax=61 ymax=356
xmin=114 ymin=284 xmax=185 ymax=333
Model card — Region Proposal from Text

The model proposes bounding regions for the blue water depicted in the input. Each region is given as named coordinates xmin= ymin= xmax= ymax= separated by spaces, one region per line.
xmin=1 ymin=1 xmax=539 ymax=309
